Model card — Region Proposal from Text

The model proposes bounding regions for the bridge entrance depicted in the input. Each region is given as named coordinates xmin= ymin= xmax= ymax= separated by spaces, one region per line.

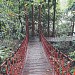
xmin=22 ymin=37 xmax=54 ymax=75
xmin=28 ymin=4 xmax=41 ymax=37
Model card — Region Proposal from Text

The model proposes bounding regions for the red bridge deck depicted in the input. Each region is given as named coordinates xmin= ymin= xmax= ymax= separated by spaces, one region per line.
xmin=22 ymin=37 xmax=54 ymax=75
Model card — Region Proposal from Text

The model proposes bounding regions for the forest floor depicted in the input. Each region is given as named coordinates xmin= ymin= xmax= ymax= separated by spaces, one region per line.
xmin=0 ymin=39 xmax=21 ymax=64
xmin=51 ymin=41 xmax=75 ymax=60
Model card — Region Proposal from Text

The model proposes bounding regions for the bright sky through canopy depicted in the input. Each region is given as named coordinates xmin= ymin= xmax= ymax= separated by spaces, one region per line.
xmin=59 ymin=0 xmax=68 ymax=11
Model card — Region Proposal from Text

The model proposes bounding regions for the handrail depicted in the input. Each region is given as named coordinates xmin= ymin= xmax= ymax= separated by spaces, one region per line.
xmin=0 ymin=34 xmax=28 ymax=75
xmin=0 ymin=6 xmax=29 ymax=75
xmin=40 ymin=31 xmax=75 ymax=75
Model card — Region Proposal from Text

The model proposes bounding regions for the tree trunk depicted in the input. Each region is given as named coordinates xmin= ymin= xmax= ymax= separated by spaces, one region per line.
xmin=72 ymin=21 xmax=74 ymax=36
xmin=25 ymin=6 xmax=29 ymax=35
xmin=48 ymin=0 xmax=50 ymax=37
xmin=52 ymin=0 xmax=56 ymax=37
xmin=0 ymin=23 xmax=1 ymax=32
xmin=32 ymin=4 xmax=35 ymax=36
xmin=38 ymin=5 xmax=41 ymax=41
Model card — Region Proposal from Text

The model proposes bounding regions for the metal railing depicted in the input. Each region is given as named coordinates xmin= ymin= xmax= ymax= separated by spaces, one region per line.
xmin=0 ymin=34 xmax=28 ymax=75
xmin=40 ymin=31 xmax=75 ymax=75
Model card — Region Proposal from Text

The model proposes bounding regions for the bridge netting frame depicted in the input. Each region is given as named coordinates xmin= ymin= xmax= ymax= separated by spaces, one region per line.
xmin=0 ymin=4 xmax=75 ymax=75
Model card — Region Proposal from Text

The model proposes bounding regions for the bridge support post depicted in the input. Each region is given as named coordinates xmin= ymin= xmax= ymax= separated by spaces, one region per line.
xmin=38 ymin=4 xmax=41 ymax=41
xmin=25 ymin=5 xmax=29 ymax=40
xmin=52 ymin=0 xmax=56 ymax=37
xmin=48 ymin=0 xmax=50 ymax=37
xmin=32 ymin=4 xmax=35 ymax=36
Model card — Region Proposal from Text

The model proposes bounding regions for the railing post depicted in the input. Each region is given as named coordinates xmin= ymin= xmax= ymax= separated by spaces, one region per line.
xmin=52 ymin=0 xmax=56 ymax=37
xmin=32 ymin=4 xmax=35 ymax=36
xmin=48 ymin=0 xmax=50 ymax=37
xmin=25 ymin=5 xmax=29 ymax=40
xmin=72 ymin=61 xmax=75 ymax=75
xmin=73 ymin=69 xmax=75 ymax=75
xmin=38 ymin=4 xmax=41 ymax=41
xmin=40 ymin=30 xmax=75 ymax=75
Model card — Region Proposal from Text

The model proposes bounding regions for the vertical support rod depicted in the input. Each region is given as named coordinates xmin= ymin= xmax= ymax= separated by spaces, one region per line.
xmin=48 ymin=0 xmax=50 ymax=37
xmin=52 ymin=0 xmax=56 ymax=37
xmin=38 ymin=4 xmax=41 ymax=41
xmin=32 ymin=4 xmax=34 ymax=36
xmin=74 ymin=68 xmax=75 ymax=75
xmin=25 ymin=6 xmax=29 ymax=39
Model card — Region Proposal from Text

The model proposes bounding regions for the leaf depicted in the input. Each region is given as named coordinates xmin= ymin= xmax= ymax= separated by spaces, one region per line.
xmin=0 ymin=0 xmax=2 ymax=3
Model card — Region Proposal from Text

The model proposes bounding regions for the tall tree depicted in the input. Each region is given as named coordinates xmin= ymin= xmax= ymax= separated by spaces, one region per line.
xmin=32 ymin=4 xmax=35 ymax=36
xmin=52 ymin=0 xmax=56 ymax=37
xmin=48 ymin=0 xmax=50 ymax=37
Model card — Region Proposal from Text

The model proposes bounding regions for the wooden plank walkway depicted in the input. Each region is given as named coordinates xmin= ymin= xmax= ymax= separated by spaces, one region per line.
xmin=22 ymin=37 xmax=54 ymax=75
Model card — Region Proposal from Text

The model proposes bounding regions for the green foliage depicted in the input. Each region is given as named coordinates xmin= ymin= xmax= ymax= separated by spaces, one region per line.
xmin=69 ymin=51 xmax=75 ymax=60
xmin=0 ymin=46 xmax=11 ymax=64
xmin=68 ymin=0 xmax=75 ymax=7
xmin=0 ymin=0 xmax=26 ymax=40
xmin=0 ymin=0 xmax=26 ymax=64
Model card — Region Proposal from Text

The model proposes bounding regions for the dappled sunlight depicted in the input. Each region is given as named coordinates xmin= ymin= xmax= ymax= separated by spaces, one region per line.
xmin=59 ymin=0 xmax=68 ymax=11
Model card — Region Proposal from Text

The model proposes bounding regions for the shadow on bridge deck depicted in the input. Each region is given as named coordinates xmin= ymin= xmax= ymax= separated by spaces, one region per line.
xmin=22 ymin=37 xmax=54 ymax=75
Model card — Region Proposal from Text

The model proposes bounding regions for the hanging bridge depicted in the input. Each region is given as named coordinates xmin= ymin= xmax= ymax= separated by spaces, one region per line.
xmin=0 ymin=5 xmax=75 ymax=75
